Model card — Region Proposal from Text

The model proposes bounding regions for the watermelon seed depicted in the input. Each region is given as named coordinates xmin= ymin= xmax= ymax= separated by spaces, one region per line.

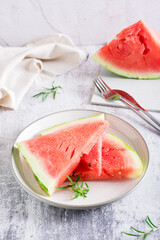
xmin=66 ymin=146 xmax=69 ymax=152
xmin=59 ymin=143 xmax=63 ymax=149
xmin=88 ymin=163 xmax=91 ymax=167
xmin=70 ymin=149 xmax=75 ymax=159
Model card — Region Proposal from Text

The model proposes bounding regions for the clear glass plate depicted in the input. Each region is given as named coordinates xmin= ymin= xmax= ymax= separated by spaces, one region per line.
xmin=11 ymin=109 xmax=149 ymax=209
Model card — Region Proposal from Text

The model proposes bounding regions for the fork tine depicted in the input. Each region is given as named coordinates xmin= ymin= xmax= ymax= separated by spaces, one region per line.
xmin=93 ymin=80 xmax=102 ymax=94
xmin=94 ymin=79 xmax=108 ymax=98
xmin=97 ymin=77 xmax=108 ymax=92
xmin=94 ymin=79 xmax=105 ymax=93
xmin=96 ymin=77 xmax=108 ymax=93
xmin=98 ymin=76 xmax=113 ymax=92
xmin=94 ymin=79 xmax=113 ymax=99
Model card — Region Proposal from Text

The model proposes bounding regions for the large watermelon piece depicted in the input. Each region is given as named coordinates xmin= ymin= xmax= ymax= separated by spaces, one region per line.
xmin=41 ymin=117 xmax=104 ymax=178
xmin=17 ymin=114 xmax=108 ymax=196
xmin=93 ymin=20 xmax=160 ymax=79
xmin=72 ymin=133 xmax=143 ymax=180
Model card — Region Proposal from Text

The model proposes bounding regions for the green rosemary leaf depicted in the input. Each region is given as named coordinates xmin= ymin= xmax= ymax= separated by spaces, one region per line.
xmin=143 ymin=233 xmax=151 ymax=239
xmin=138 ymin=236 xmax=144 ymax=240
xmin=52 ymin=81 xmax=55 ymax=88
xmin=56 ymin=175 xmax=89 ymax=199
xmin=56 ymin=185 xmax=71 ymax=190
xmin=81 ymin=179 xmax=83 ymax=188
xmin=53 ymin=91 xmax=56 ymax=99
xmin=76 ymin=182 xmax=81 ymax=188
xmin=83 ymin=190 xmax=89 ymax=194
xmin=73 ymin=192 xmax=79 ymax=199
xmin=67 ymin=175 xmax=74 ymax=185
xmin=33 ymin=92 xmax=44 ymax=98
xmin=131 ymin=226 xmax=145 ymax=233
xmin=122 ymin=232 xmax=141 ymax=237
xmin=85 ymin=183 xmax=89 ymax=188
xmin=76 ymin=175 xmax=80 ymax=182
xmin=33 ymin=81 xmax=62 ymax=102
xmin=123 ymin=216 xmax=160 ymax=239
xmin=147 ymin=216 xmax=158 ymax=229
xmin=42 ymin=93 xmax=49 ymax=102
xmin=145 ymin=219 xmax=154 ymax=229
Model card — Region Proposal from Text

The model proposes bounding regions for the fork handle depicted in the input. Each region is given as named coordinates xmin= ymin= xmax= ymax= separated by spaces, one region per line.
xmin=120 ymin=95 xmax=160 ymax=128
xmin=140 ymin=111 xmax=160 ymax=128
xmin=120 ymin=99 xmax=160 ymax=132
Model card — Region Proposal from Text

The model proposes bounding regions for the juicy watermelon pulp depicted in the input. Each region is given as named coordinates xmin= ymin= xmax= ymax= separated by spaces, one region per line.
xmin=92 ymin=20 xmax=160 ymax=79
xmin=72 ymin=136 xmax=102 ymax=179
xmin=71 ymin=133 xmax=143 ymax=180
xmin=17 ymin=114 xmax=108 ymax=196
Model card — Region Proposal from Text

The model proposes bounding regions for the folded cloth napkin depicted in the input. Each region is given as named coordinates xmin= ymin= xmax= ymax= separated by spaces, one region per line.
xmin=0 ymin=34 xmax=85 ymax=109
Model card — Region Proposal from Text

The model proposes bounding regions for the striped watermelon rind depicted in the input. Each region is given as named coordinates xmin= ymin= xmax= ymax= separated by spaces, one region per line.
xmin=70 ymin=132 xmax=143 ymax=180
xmin=17 ymin=142 xmax=54 ymax=195
xmin=92 ymin=20 xmax=160 ymax=79
xmin=92 ymin=53 xmax=160 ymax=79
xmin=104 ymin=133 xmax=143 ymax=178
xmin=40 ymin=113 xmax=105 ymax=135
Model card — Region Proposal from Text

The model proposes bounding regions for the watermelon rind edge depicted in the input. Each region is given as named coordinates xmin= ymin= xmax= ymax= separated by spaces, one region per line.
xmin=16 ymin=113 xmax=105 ymax=196
xmin=16 ymin=142 xmax=54 ymax=196
xmin=33 ymin=173 xmax=50 ymax=196
xmin=104 ymin=132 xmax=143 ymax=178
xmin=40 ymin=113 xmax=105 ymax=136
xmin=92 ymin=53 xmax=160 ymax=80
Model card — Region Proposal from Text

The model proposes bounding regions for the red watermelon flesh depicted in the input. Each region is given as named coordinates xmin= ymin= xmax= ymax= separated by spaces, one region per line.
xmin=92 ymin=20 xmax=160 ymax=79
xmin=71 ymin=133 xmax=143 ymax=180
xmin=17 ymin=115 xmax=108 ymax=195
xmin=72 ymin=136 xmax=102 ymax=178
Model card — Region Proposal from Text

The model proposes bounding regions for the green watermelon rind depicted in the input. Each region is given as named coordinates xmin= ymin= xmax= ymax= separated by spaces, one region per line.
xmin=33 ymin=174 xmax=50 ymax=195
xmin=40 ymin=113 xmax=105 ymax=136
xmin=105 ymin=132 xmax=143 ymax=178
xmin=92 ymin=53 xmax=160 ymax=80
xmin=17 ymin=114 xmax=105 ymax=196
xmin=17 ymin=142 xmax=54 ymax=196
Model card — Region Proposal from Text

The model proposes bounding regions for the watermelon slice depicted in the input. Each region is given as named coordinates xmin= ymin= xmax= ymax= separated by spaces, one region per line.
xmin=17 ymin=114 xmax=108 ymax=195
xmin=41 ymin=117 xmax=104 ymax=178
xmin=71 ymin=133 xmax=143 ymax=180
xmin=72 ymin=136 xmax=102 ymax=179
xmin=93 ymin=20 xmax=160 ymax=79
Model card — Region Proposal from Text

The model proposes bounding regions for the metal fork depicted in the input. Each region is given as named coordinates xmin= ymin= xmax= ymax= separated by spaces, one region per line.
xmin=94 ymin=77 xmax=160 ymax=132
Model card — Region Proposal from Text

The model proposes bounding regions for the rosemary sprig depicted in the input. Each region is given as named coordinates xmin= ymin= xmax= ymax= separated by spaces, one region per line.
xmin=33 ymin=81 xmax=62 ymax=102
xmin=122 ymin=216 xmax=160 ymax=239
xmin=56 ymin=175 xmax=90 ymax=199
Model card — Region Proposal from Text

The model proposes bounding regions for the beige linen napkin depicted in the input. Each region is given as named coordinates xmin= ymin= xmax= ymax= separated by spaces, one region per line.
xmin=0 ymin=34 xmax=85 ymax=109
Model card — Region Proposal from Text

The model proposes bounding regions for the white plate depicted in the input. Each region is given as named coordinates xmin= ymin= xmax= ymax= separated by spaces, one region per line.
xmin=11 ymin=109 xmax=149 ymax=209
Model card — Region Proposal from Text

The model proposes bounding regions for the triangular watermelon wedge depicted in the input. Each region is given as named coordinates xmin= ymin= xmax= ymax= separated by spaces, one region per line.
xmin=93 ymin=20 xmax=160 ymax=79
xmin=17 ymin=114 xmax=108 ymax=195
xmin=72 ymin=136 xmax=102 ymax=179
xmin=71 ymin=133 xmax=143 ymax=180
xmin=41 ymin=117 xmax=104 ymax=178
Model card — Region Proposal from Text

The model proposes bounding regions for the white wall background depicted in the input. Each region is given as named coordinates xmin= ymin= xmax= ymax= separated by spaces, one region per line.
xmin=0 ymin=0 xmax=160 ymax=46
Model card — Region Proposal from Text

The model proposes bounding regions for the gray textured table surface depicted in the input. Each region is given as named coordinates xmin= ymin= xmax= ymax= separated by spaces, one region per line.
xmin=0 ymin=46 xmax=160 ymax=240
